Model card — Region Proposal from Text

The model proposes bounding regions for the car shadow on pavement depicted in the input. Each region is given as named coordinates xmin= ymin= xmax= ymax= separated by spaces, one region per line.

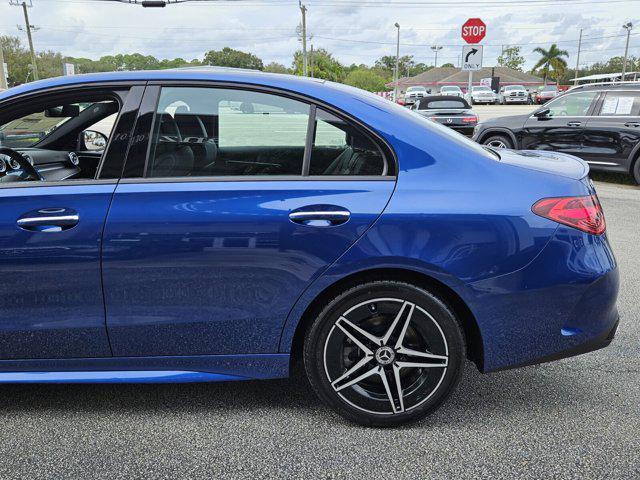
xmin=0 ymin=361 xmax=593 ymax=427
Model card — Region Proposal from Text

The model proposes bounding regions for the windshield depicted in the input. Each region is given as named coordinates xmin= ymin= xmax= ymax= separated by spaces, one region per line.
xmin=540 ymin=86 xmax=558 ymax=92
xmin=0 ymin=103 xmax=90 ymax=148
xmin=441 ymin=87 xmax=460 ymax=92
xmin=505 ymin=85 xmax=525 ymax=91
xmin=406 ymin=87 xmax=426 ymax=92
xmin=473 ymin=86 xmax=491 ymax=92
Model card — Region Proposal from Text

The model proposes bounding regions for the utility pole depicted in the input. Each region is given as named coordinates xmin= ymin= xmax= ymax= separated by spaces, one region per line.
xmin=394 ymin=23 xmax=400 ymax=102
xmin=573 ymin=28 xmax=583 ymax=86
xmin=0 ymin=47 xmax=7 ymax=89
xmin=11 ymin=1 xmax=38 ymax=81
xmin=309 ymin=44 xmax=314 ymax=78
xmin=299 ymin=2 xmax=308 ymax=76
xmin=431 ymin=45 xmax=442 ymax=68
xmin=622 ymin=22 xmax=633 ymax=81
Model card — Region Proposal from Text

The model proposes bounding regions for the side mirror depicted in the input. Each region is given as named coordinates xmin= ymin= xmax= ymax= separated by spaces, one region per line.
xmin=80 ymin=130 xmax=108 ymax=151
xmin=533 ymin=108 xmax=551 ymax=118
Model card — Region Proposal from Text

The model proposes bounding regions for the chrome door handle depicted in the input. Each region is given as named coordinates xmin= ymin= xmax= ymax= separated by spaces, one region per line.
xmin=17 ymin=208 xmax=79 ymax=232
xmin=289 ymin=206 xmax=351 ymax=226
xmin=566 ymin=121 xmax=582 ymax=127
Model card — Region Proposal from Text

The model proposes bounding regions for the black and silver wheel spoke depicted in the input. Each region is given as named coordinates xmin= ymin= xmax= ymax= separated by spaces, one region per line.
xmin=331 ymin=355 xmax=374 ymax=391
xmin=396 ymin=346 xmax=448 ymax=369
xmin=336 ymin=316 xmax=382 ymax=350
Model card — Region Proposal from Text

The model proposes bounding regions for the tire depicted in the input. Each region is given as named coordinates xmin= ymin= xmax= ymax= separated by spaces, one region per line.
xmin=632 ymin=157 xmax=640 ymax=185
xmin=303 ymin=281 xmax=465 ymax=427
xmin=482 ymin=134 xmax=513 ymax=149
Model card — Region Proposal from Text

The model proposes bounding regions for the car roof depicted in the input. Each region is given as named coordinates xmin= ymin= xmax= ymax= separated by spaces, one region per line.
xmin=568 ymin=82 xmax=640 ymax=92
xmin=0 ymin=67 xmax=376 ymax=106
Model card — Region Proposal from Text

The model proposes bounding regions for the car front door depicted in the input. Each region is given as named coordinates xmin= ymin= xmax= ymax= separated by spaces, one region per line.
xmin=0 ymin=85 xmax=142 ymax=359
xmin=521 ymin=91 xmax=599 ymax=156
xmin=102 ymin=85 xmax=396 ymax=357
xmin=582 ymin=91 xmax=640 ymax=169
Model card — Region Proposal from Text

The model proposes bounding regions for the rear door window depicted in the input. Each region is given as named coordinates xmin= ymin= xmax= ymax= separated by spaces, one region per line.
xmin=309 ymin=109 xmax=386 ymax=176
xmin=597 ymin=92 xmax=640 ymax=116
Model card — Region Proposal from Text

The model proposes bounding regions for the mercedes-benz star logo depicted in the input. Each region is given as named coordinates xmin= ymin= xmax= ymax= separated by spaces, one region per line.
xmin=375 ymin=346 xmax=396 ymax=366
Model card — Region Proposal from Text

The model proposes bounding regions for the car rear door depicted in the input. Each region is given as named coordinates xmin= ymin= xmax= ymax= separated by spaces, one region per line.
xmin=101 ymin=85 xmax=396 ymax=357
xmin=0 ymin=85 xmax=143 ymax=359
xmin=582 ymin=90 xmax=640 ymax=169
xmin=521 ymin=91 xmax=599 ymax=155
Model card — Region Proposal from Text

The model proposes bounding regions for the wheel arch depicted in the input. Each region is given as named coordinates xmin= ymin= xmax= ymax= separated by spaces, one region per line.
xmin=627 ymin=141 xmax=640 ymax=175
xmin=478 ymin=128 xmax=518 ymax=149
xmin=286 ymin=267 xmax=484 ymax=371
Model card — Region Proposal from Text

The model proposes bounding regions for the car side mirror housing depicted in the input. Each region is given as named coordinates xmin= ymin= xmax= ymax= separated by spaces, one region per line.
xmin=80 ymin=130 xmax=108 ymax=151
xmin=534 ymin=108 xmax=551 ymax=118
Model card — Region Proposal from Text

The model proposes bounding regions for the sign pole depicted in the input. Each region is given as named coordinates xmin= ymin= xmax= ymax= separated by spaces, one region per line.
xmin=0 ymin=48 xmax=7 ymax=89
xmin=467 ymin=70 xmax=472 ymax=100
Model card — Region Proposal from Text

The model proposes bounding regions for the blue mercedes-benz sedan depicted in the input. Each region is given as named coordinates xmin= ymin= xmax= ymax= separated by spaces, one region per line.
xmin=0 ymin=69 xmax=618 ymax=426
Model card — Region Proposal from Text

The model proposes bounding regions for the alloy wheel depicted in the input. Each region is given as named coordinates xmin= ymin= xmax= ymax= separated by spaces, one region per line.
xmin=322 ymin=298 xmax=449 ymax=415
xmin=486 ymin=139 xmax=508 ymax=148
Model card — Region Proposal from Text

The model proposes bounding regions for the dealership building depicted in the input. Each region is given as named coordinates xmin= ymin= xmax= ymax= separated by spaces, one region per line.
xmin=387 ymin=66 xmax=550 ymax=94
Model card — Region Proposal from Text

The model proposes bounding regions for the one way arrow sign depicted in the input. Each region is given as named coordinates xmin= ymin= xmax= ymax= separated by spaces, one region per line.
xmin=462 ymin=45 xmax=483 ymax=71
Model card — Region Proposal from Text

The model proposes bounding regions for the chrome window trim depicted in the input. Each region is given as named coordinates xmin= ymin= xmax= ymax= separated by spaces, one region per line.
xmin=118 ymin=175 xmax=396 ymax=184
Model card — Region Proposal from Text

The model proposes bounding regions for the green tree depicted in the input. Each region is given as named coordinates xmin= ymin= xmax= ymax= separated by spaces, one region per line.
xmin=440 ymin=62 xmax=455 ymax=68
xmin=532 ymin=43 xmax=569 ymax=84
xmin=0 ymin=35 xmax=31 ymax=84
xmin=375 ymin=55 xmax=416 ymax=78
xmin=263 ymin=62 xmax=291 ymax=74
xmin=344 ymin=68 xmax=387 ymax=92
xmin=293 ymin=48 xmax=344 ymax=81
xmin=203 ymin=47 xmax=263 ymax=70
xmin=497 ymin=46 xmax=525 ymax=71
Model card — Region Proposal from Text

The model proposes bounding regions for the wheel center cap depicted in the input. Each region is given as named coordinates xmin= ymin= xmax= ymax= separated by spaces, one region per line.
xmin=375 ymin=346 xmax=395 ymax=366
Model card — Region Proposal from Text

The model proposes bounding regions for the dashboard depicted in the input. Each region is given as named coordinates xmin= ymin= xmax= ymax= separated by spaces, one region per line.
xmin=0 ymin=148 xmax=87 ymax=183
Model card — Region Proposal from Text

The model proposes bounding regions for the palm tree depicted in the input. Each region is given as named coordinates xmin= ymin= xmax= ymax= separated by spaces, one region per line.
xmin=532 ymin=44 xmax=569 ymax=85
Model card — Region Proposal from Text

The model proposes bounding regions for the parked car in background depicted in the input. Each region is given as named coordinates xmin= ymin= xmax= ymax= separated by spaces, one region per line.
xmin=470 ymin=85 xmax=497 ymax=104
xmin=534 ymin=85 xmax=560 ymax=104
xmin=403 ymin=86 xmax=429 ymax=106
xmin=498 ymin=85 xmax=530 ymax=104
xmin=0 ymin=70 xmax=620 ymax=428
xmin=472 ymin=83 xmax=640 ymax=183
xmin=411 ymin=95 xmax=478 ymax=136
xmin=439 ymin=85 xmax=464 ymax=98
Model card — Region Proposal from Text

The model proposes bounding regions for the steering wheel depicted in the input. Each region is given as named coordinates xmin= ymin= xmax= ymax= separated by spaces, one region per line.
xmin=0 ymin=147 xmax=44 ymax=181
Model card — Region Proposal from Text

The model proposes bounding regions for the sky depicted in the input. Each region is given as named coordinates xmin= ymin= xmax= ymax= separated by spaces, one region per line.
xmin=0 ymin=0 xmax=638 ymax=72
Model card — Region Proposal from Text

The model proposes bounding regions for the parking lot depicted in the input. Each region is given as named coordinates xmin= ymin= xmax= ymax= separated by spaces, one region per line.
xmin=0 ymin=179 xmax=636 ymax=480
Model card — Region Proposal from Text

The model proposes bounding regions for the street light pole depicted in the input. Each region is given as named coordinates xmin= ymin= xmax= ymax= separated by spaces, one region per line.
xmin=394 ymin=22 xmax=400 ymax=103
xmin=10 ymin=1 xmax=38 ymax=80
xmin=573 ymin=28 xmax=582 ymax=86
xmin=622 ymin=22 xmax=633 ymax=81
xmin=299 ymin=2 xmax=308 ymax=76
xmin=431 ymin=45 xmax=443 ymax=68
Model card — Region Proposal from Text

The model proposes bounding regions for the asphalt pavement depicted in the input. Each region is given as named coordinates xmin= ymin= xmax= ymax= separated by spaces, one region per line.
xmin=0 ymin=180 xmax=637 ymax=480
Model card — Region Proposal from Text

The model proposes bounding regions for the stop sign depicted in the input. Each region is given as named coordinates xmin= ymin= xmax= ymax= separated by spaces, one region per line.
xmin=461 ymin=18 xmax=486 ymax=44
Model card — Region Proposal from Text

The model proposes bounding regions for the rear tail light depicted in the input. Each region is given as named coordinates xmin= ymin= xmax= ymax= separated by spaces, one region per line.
xmin=462 ymin=116 xmax=477 ymax=123
xmin=532 ymin=195 xmax=606 ymax=235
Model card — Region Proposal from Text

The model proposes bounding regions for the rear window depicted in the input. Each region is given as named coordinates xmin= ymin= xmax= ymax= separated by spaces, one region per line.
xmin=421 ymin=100 xmax=467 ymax=109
